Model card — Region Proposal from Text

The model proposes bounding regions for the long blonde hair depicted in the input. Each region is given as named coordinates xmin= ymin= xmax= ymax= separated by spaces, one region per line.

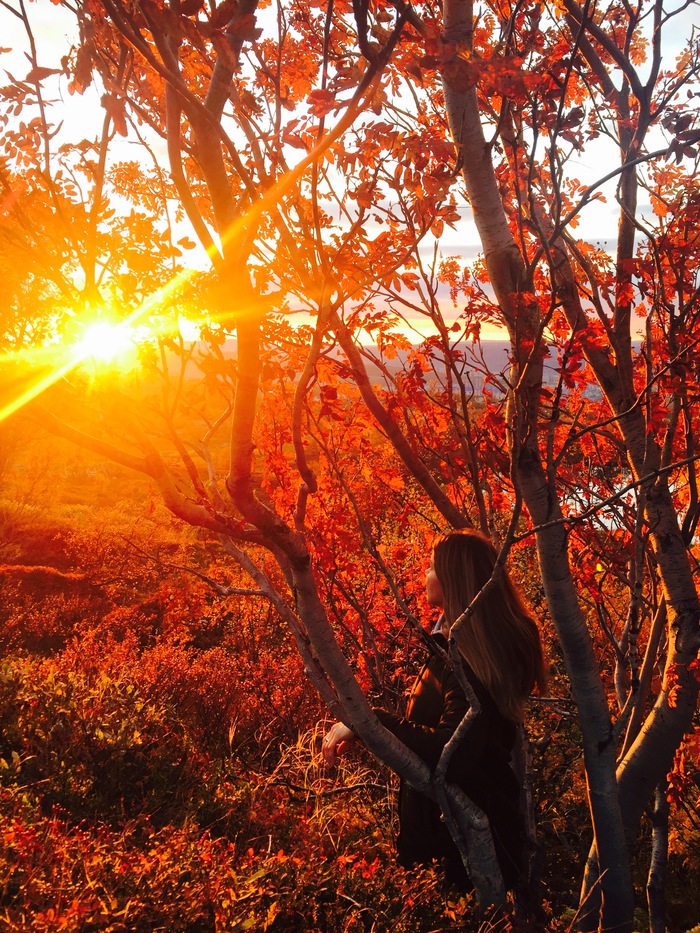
xmin=433 ymin=530 xmax=546 ymax=722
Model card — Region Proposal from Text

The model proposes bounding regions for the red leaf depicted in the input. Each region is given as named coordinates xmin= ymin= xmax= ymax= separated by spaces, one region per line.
xmin=307 ymin=89 xmax=337 ymax=118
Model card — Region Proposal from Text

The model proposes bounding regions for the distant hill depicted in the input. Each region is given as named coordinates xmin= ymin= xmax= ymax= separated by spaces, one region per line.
xmin=176 ymin=337 xmax=603 ymax=400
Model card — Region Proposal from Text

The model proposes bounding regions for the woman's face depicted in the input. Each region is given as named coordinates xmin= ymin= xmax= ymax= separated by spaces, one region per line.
xmin=426 ymin=553 xmax=444 ymax=608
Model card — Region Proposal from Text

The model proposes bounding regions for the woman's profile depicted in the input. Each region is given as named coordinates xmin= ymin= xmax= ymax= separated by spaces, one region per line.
xmin=322 ymin=529 xmax=546 ymax=891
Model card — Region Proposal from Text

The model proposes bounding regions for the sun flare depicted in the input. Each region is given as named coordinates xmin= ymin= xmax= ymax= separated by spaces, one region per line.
xmin=0 ymin=267 xmax=198 ymax=424
xmin=74 ymin=321 xmax=136 ymax=364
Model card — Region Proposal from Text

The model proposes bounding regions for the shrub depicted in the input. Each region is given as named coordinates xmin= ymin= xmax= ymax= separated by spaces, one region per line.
xmin=0 ymin=656 xmax=200 ymax=823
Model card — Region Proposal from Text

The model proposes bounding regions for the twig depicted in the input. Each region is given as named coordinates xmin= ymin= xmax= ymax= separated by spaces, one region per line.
xmin=269 ymin=779 xmax=387 ymax=797
xmin=124 ymin=538 xmax=265 ymax=598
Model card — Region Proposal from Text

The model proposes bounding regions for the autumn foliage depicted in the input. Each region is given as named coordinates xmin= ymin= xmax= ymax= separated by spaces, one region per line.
xmin=2 ymin=0 xmax=700 ymax=929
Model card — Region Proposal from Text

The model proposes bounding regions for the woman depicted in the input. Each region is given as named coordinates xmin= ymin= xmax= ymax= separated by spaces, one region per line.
xmin=322 ymin=530 xmax=546 ymax=891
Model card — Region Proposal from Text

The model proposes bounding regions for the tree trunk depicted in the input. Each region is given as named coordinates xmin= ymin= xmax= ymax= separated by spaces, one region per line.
xmin=613 ymin=409 xmax=700 ymax=832
xmin=440 ymin=1 xmax=635 ymax=927
xmin=517 ymin=451 xmax=634 ymax=933
xmin=647 ymin=781 xmax=669 ymax=933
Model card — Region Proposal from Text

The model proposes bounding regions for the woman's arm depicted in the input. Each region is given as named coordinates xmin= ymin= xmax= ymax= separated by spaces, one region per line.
xmin=374 ymin=667 xmax=490 ymax=769
xmin=321 ymin=666 xmax=495 ymax=769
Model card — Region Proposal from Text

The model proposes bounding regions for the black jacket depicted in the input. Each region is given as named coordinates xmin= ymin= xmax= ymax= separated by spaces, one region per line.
xmin=375 ymin=633 xmax=525 ymax=889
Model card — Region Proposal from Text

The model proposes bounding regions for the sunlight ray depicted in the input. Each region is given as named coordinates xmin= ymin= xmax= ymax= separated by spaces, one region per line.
xmin=0 ymin=76 xmax=381 ymax=427
xmin=0 ymin=344 xmax=70 ymax=367
xmin=0 ymin=355 xmax=83 ymax=423
xmin=0 ymin=266 xmax=197 ymax=424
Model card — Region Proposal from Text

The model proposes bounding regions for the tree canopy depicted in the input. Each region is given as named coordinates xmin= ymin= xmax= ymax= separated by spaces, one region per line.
xmin=1 ymin=0 xmax=700 ymax=929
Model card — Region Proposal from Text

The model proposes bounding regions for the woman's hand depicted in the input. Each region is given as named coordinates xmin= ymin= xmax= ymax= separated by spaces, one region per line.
xmin=321 ymin=722 xmax=355 ymax=766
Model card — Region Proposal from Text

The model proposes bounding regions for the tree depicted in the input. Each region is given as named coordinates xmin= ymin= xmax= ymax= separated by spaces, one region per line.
xmin=2 ymin=0 xmax=700 ymax=928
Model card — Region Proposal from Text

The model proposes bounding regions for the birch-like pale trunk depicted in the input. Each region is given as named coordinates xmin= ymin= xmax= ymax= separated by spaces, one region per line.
xmin=548 ymin=240 xmax=700 ymax=840
xmin=550 ymin=0 xmax=700 ymax=859
xmin=646 ymin=781 xmax=669 ymax=933
xmin=440 ymin=1 xmax=635 ymax=928
xmin=613 ymin=411 xmax=700 ymax=826
xmin=544 ymin=84 xmax=700 ymax=925
xmin=45 ymin=0 xmax=511 ymax=906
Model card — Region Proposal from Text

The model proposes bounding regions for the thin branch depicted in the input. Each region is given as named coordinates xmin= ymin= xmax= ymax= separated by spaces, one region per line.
xmin=125 ymin=539 xmax=265 ymax=598
xmin=515 ymin=451 xmax=700 ymax=543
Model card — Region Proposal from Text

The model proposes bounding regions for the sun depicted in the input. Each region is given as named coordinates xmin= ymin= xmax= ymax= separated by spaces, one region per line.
xmin=73 ymin=321 xmax=139 ymax=365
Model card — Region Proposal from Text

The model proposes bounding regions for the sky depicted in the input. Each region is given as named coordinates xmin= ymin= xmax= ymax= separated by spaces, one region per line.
xmin=2 ymin=0 xmax=698 ymax=345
